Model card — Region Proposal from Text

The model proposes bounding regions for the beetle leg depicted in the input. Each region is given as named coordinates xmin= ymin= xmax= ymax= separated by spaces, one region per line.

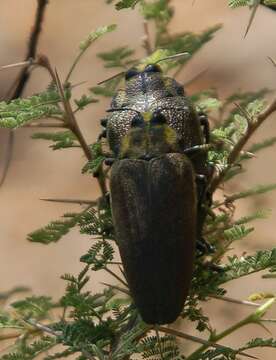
xmin=183 ymin=144 xmax=211 ymax=156
xmin=94 ymin=157 xmax=115 ymax=178
xmin=198 ymin=111 xmax=210 ymax=144
xmin=105 ymin=158 xmax=115 ymax=166
xmin=195 ymin=173 xmax=215 ymax=256
xmin=196 ymin=238 xmax=215 ymax=257
xmin=98 ymin=129 xmax=107 ymax=141
xmin=204 ymin=262 xmax=225 ymax=273
xmin=196 ymin=173 xmax=207 ymax=203
xmin=100 ymin=118 xmax=108 ymax=128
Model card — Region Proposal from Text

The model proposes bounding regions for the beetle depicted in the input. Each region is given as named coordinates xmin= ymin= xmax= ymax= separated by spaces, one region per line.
xmin=99 ymin=61 xmax=213 ymax=323
xmin=109 ymin=113 xmax=197 ymax=324
xmin=101 ymin=62 xmax=212 ymax=252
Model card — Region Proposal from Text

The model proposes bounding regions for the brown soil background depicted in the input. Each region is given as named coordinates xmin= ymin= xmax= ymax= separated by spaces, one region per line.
xmin=0 ymin=1 xmax=276 ymax=358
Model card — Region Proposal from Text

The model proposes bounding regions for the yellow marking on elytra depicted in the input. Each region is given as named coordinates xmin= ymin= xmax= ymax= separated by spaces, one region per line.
xmin=142 ymin=112 xmax=152 ymax=122
xmin=164 ymin=126 xmax=178 ymax=146
xmin=120 ymin=135 xmax=131 ymax=157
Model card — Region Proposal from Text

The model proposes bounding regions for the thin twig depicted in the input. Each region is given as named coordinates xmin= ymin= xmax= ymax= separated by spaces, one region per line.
xmin=56 ymin=68 xmax=108 ymax=196
xmin=4 ymin=0 xmax=48 ymax=100
xmin=51 ymin=65 xmax=108 ymax=197
xmin=101 ymin=282 xmax=130 ymax=296
xmin=25 ymin=319 xmax=96 ymax=360
xmin=210 ymin=97 xmax=276 ymax=192
xmin=268 ymin=56 xmax=276 ymax=67
xmin=23 ymin=319 xmax=62 ymax=337
xmin=0 ymin=0 xmax=49 ymax=188
xmin=37 ymin=55 xmax=108 ymax=196
xmin=0 ymin=131 xmax=13 ymax=188
xmin=244 ymin=0 xmax=261 ymax=38
xmin=209 ymin=294 xmax=260 ymax=307
xmin=23 ymin=122 xmax=67 ymax=128
xmin=40 ymin=197 xmax=97 ymax=205
xmin=104 ymin=267 xmax=128 ymax=287
xmin=1 ymin=59 xmax=35 ymax=70
xmin=186 ymin=299 xmax=275 ymax=360
xmin=157 ymin=326 xmax=257 ymax=359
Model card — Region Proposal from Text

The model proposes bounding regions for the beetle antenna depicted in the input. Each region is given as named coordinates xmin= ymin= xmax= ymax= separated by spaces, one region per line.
xmin=155 ymin=52 xmax=190 ymax=64
xmin=98 ymin=52 xmax=190 ymax=85
xmin=97 ymin=70 xmax=126 ymax=85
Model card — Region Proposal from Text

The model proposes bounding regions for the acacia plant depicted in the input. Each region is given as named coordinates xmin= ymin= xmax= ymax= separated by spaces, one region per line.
xmin=1 ymin=1 xmax=276 ymax=359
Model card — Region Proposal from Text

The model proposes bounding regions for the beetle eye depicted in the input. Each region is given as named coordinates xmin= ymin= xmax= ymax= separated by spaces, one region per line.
xmin=131 ymin=114 xmax=145 ymax=128
xmin=151 ymin=110 xmax=167 ymax=125
xmin=125 ymin=68 xmax=139 ymax=80
xmin=144 ymin=64 xmax=162 ymax=73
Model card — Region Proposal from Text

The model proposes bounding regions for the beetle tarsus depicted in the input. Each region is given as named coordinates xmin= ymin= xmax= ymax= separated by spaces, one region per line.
xmin=105 ymin=158 xmax=115 ymax=166
xmin=100 ymin=118 xmax=108 ymax=128
xmin=198 ymin=111 xmax=210 ymax=144
xmin=196 ymin=237 xmax=215 ymax=257
xmin=98 ymin=129 xmax=107 ymax=141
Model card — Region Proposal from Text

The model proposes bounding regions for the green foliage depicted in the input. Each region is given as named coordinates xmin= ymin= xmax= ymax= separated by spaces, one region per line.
xmin=60 ymin=266 xmax=114 ymax=320
xmin=235 ymin=208 xmax=271 ymax=225
xmin=141 ymin=0 xmax=174 ymax=37
xmin=228 ymin=0 xmax=252 ymax=7
xmin=223 ymin=224 xmax=254 ymax=242
xmin=97 ymin=46 xmax=136 ymax=68
xmin=82 ymin=143 xmax=106 ymax=175
xmin=240 ymin=337 xmax=276 ymax=351
xmin=11 ymin=296 xmax=54 ymax=319
xmin=31 ymin=130 xmax=78 ymax=150
xmin=79 ymin=24 xmax=117 ymax=51
xmin=0 ymin=336 xmax=56 ymax=360
xmin=141 ymin=335 xmax=180 ymax=360
xmin=248 ymin=136 xmax=276 ymax=154
xmin=27 ymin=210 xmax=90 ymax=244
xmin=158 ymin=25 xmax=221 ymax=67
xmin=223 ymin=248 xmax=276 ymax=282
xmin=223 ymin=183 xmax=276 ymax=203
xmin=74 ymin=94 xmax=98 ymax=110
xmin=78 ymin=207 xmax=114 ymax=238
xmin=0 ymin=90 xmax=62 ymax=128
xmin=111 ymin=0 xmax=141 ymax=10
xmin=0 ymin=287 xmax=30 ymax=302
xmin=90 ymin=82 xmax=118 ymax=97
xmin=80 ymin=240 xmax=115 ymax=270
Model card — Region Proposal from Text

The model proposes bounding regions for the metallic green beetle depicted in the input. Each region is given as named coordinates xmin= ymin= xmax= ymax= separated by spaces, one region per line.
xmin=101 ymin=63 xmax=211 ymax=324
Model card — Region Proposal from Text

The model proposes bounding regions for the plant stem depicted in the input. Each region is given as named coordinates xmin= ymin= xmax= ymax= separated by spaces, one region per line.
xmin=40 ymin=197 xmax=97 ymax=205
xmin=37 ymin=55 xmax=108 ymax=197
xmin=157 ymin=326 xmax=256 ymax=358
xmin=23 ymin=122 xmax=67 ymax=128
xmin=101 ymin=282 xmax=130 ymax=296
xmin=104 ymin=267 xmax=128 ymax=287
xmin=210 ymin=294 xmax=260 ymax=307
xmin=3 ymin=0 xmax=49 ymax=101
xmin=0 ymin=0 xmax=49 ymax=189
xmin=210 ymin=97 xmax=276 ymax=192
xmin=186 ymin=299 xmax=275 ymax=360
xmin=65 ymin=48 xmax=87 ymax=84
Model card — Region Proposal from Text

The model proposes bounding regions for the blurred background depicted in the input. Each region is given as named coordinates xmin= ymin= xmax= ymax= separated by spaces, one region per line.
xmin=0 ymin=0 xmax=276 ymax=358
